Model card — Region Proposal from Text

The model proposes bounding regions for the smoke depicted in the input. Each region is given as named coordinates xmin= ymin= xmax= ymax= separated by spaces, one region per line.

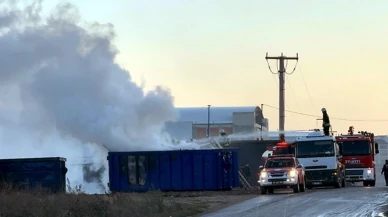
xmin=0 ymin=1 xmax=180 ymax=193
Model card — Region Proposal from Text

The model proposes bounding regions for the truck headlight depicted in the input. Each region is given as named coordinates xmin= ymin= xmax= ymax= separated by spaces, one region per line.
xmin=367 ymin=168 xmax=372 ymax=174
xmin=289 ymin=170 xmax=296 ymax=177
xmin=260 ymin=171 xmax=267 ymax=178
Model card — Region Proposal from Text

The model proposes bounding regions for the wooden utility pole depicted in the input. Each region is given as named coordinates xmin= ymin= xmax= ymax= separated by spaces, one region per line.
xmin=265 ymin=53 xmax=298 ymax=132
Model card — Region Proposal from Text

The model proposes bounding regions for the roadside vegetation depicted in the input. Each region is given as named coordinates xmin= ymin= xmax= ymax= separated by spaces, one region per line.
xmin=0 ymin=180 xmax=210 ymax=217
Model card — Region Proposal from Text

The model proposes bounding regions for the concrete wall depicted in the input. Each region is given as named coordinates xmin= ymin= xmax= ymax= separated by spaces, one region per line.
xmin=163 ymin=121 xmax=193 ymax=141
xmin=192 ymin=112 xmax=268 ymax=139
xmin=232 ymin=112 xmax=258 ymax=134
xmin=233 ymin=112 xmax=255 ymax=126
xmin=193 ymin=124 xmax=233 ymax=139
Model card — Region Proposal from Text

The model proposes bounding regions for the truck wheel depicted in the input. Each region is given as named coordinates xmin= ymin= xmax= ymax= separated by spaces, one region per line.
xmin=370 ymin=180 xmax=376 ymax=187
xmin=268 ymin=188 xmax=274 ymax=194
xmin=335 ymin=179 xmax=341 ymax=188
xmin=293 ymin=179 xmax=300 ymax=193
xmin=260 ymin=187 xmax=267 ymax=194
xmin=299 ymin=178 xmax=306 ymax=192
xmin=363 ymin=181 xmax=369 ymax=186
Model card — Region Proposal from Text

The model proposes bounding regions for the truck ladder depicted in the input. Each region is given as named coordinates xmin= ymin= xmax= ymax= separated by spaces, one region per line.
xmin=211 ymin=139 xmax=256 ymax=191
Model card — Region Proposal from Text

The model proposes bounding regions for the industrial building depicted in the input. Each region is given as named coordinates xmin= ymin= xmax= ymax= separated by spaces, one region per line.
xmin=164 ymin=106 xmax=269 ymax=140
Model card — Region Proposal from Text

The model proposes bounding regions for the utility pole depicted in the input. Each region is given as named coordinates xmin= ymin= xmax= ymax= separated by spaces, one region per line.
xmin=207 ymin=105 xmax=211 ymax=137
xmin=265 ymin=53 xmax=298 ymax=133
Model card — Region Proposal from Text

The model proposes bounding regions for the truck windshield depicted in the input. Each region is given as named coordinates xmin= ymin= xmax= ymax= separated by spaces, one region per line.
xmin=296 ymin=140 xmax=334 ymax=158
xmin=265 ymin=159 xmax=295 ymax=168
xmin=338 ymin=140 xmax=370 ymax=156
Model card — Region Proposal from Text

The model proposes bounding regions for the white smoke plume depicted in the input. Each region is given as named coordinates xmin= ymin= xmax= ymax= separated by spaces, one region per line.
xmin=0 ymin=1 xmax=180 ymax=193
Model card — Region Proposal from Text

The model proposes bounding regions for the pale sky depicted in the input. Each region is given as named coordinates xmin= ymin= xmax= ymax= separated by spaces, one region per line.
xmin=43 ymin=0 xmax=388 ymax=134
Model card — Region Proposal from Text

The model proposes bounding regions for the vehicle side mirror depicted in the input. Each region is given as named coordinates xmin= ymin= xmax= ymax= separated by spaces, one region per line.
xmin=297 ymin=164 xmax=303 ymax=168
xmin=375 ymin=143 xmax=380 ymax=154
xmin=259 ymin=165 xmax=264 ymax=170
xmin=268 ymin=153 xmax=271 ymax=157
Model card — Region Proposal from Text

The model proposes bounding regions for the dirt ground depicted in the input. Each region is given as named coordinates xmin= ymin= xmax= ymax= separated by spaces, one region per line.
xmin=0 ymin=182 xmax=260 ymax=217
xmin=162 ymin=188 xmax=260 ymax=216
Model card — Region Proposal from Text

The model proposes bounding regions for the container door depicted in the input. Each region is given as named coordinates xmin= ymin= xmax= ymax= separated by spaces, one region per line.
xmin=221 ymin=151 xmax=233 ymax=189
xmin=127 ymin=155 xmax=149 ymax=192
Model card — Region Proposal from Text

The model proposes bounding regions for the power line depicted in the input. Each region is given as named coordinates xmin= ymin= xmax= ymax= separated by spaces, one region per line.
xmin=284 ymin=59 xmax=303 ymax=113
xmin=297 ymin=63 xmax=316 ymax=109
xmin=286 ymin=74 xmax=303 ymax=113
xmin=269 ymin=71 xmax=300 ymax=126
xmin=263 ymin=104 xmax=388 ymax=122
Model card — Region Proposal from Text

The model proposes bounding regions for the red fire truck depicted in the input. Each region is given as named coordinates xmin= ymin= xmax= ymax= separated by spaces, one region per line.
xmin=335 ymin=126 xmax=380 ymax=186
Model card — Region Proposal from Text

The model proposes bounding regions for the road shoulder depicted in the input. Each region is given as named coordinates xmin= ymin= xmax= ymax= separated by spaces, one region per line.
xmin=163 ymin=189 xmax=260 ymax=216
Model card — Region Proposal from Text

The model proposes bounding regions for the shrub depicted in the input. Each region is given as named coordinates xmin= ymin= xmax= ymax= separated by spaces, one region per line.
xmin=0 ymin=182 xmax=207 ymax=217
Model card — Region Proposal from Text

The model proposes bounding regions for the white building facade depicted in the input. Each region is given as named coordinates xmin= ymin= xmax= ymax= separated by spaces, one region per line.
xmin=164 ymin=106 xmax=269 ymax=141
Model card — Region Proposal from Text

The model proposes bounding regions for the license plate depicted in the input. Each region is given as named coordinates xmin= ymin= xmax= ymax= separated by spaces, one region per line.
xmin=312 ymin=182 xmax=322 ymax=185
xmin=272 ymin=181 xmax=284 ymax=184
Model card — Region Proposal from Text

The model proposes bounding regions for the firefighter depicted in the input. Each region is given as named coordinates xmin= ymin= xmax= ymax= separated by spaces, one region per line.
xmin=381 ymin=159 xmax=388 ymax=186
xmin=321 ymin=108 xmax=331 ymax=136
xmin=243 ymin=164 xmax=251 ymax=178
xmin=288 ymin=142 xmax=296 ymax=155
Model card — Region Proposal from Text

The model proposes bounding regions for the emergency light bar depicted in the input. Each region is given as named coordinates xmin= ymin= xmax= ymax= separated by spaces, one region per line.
xmin=268 ymin=154 xmax=294 ymax=158
xmin=336 ymin=134 xmax=370 ymax=139
xmin=306 ymin=131 xmax=325 ymax=138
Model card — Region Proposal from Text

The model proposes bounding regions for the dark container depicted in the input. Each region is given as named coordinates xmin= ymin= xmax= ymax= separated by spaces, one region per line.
xmin=227 ymin=139 xmax=279 ymax=186
xmin=0 ymin=157 xmax=67 ymax=192
xmin=107 ymin=149 xmax=239 ymax=192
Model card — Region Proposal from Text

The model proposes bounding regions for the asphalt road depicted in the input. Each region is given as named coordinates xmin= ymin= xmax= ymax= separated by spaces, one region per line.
xmin=203 ymin=175 xmax=388 ymax=217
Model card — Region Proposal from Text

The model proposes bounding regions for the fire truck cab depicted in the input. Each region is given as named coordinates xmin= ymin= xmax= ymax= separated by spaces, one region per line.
xmin=336 ymin=126 xmax=379 ymax=187
xmin=294 ymin=131 xmax=345 ymax=189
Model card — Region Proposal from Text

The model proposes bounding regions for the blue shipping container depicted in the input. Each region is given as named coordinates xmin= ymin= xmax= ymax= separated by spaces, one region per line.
xmin=0 ymin=157 xmax=67 ymax=192
xmin=108 ymin=149 xmax=239 ymax=192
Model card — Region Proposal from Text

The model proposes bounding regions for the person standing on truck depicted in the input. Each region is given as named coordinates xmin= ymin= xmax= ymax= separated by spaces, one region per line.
xmin=321 ymin=108 xmax=331 ymax=136
xmin=381 ymin=159 xmax=388 ymax=186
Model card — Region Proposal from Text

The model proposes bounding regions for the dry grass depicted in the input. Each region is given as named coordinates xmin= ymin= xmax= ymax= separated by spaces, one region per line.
xmin=0 ymin=181 xmax=209 ymax=217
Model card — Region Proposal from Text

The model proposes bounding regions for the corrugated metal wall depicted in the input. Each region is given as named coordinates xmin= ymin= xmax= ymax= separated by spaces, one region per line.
xmin=107 ymin=149 xmax=239 ymax=192
xmin=0 ymin=157 xmax=67 ymax=192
